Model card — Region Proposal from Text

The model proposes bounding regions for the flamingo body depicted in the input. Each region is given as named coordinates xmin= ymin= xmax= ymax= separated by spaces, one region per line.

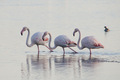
xmin=73 ymin=28 xmax=104 ymax=57
xmin=81 ymin=36 xmax=104 ymax=49
xmin=42 ymin=32 xmax=77 ymax=55
xmin=54 ymin=35 xmax=76 ymax=47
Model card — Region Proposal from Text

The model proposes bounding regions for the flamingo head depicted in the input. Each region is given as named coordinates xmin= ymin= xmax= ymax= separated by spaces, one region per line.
xmin=42 ymin=31 xmax=49 ymax=41
xmin=73 ymin=28 xmax=79 ymax=36
xmin=21 ymin=27 xmax=28 ymax=35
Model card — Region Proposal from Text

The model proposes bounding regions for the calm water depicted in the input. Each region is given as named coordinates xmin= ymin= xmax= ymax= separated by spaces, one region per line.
xmin=0 ymin=0 xmax=120 ymax=80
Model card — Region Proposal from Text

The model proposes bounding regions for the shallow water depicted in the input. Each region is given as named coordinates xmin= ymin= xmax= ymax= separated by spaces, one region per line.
xmin=0 ymin=0 xmax=120 ymax=80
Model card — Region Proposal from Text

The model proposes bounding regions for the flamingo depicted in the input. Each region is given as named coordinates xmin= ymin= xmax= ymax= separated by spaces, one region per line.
xmin=42 ymin=31 xmax=77 ymax=55
xmin=73 ymin=28 xmax=104 ymax=57
xmin=20 ymin=27 xmax=52 ymax=54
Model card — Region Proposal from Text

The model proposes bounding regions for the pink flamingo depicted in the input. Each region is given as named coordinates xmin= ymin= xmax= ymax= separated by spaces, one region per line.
xmin=20 ymin=27 xmax=52 ymax=54
xmin=42 ymin=31 xmax=77 ymax=55
xmin=73 ymin=28 xmax=104 ymax=57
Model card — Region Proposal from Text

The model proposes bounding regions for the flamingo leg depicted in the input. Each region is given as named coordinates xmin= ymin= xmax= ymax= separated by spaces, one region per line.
xmin=44 ymin=45 xmax=53 ymax=52
xmin=37 ymin=45 xmax=39 ymax=55
xmin=62 ymin=47 xmax=65 ymax=55
xmin=68 ymin=47 xmax=77 ymax=53
xmin=89 ymin=49 xmax=92 ymax=58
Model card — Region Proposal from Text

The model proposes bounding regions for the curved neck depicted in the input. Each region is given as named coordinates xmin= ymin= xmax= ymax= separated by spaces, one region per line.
xmin=26 ymin=29 xmax=34 ymax=47
xmin=76 ymin=30 xmax=82 ymax=50
xmin=48 ymin=33 xmax=57 ymax=49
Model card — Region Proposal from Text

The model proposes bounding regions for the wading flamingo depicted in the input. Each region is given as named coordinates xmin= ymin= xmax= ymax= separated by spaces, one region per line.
xmin=42 ymin=31 xmax=77 ymax=55
xmin=73 ymin=28 xmax=104 ymax=57
xmin=20 ymin=27 xmax=52 ymax=55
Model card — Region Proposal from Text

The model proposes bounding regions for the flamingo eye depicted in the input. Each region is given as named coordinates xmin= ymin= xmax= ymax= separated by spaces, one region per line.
xmin=44 ymin=32 xmax=47 ymax=35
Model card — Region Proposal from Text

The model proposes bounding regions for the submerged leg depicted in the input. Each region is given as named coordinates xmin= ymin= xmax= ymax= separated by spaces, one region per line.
xmin=68 ymin=47 xmax=77 ymax=53
xmin=44 ymin=45 xmax=53 ymax=52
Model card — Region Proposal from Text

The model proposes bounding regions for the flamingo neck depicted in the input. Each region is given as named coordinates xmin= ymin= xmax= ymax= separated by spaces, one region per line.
xmin=26 ymin=28 xmax=34 ymax=47
xmin=48 ymin=33 xmax=57 ymax=49
xmin=77 ymin=30 xmax=83 ymax=50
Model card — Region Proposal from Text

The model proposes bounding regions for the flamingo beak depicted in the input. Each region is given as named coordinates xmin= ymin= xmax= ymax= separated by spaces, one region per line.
xmin=21 ymin=33 xmax=23 ymax=35
xmin=74 ymin=43 xmax=77 ymax=45
xmin=21 ymin=30 xmax=24 ymax=36
xmin=21 ymin=31 xmax=23 ymax=36
xmin=42 ymin=37 xmax=44 ymax=41
xmin=42 ymin=35 xmax=45 ymax=41
xmin=73 ymin=32 xmax=75 ymax=36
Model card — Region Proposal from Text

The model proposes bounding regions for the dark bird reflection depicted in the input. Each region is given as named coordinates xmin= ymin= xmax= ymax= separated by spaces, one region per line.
xmin=21 ymin=54 xmax=101 ymax=80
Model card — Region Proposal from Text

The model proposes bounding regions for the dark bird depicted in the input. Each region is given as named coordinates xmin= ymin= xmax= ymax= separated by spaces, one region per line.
xmin=104 ymin=26 xmax=110 ymax=32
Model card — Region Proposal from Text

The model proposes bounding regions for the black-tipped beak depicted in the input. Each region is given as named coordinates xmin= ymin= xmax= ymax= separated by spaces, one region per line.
xmin=74 ymin=43 xmax=77 ymax=45
xmin=21 ymin=32 xmax=23 ymax=36
xmin=42 ymin=36 xmax=44 ymax=41
xmin=73 ymin=32 xmax=75 ymax=36
xmin=21 ymin=29 xmax=24 ymax=36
